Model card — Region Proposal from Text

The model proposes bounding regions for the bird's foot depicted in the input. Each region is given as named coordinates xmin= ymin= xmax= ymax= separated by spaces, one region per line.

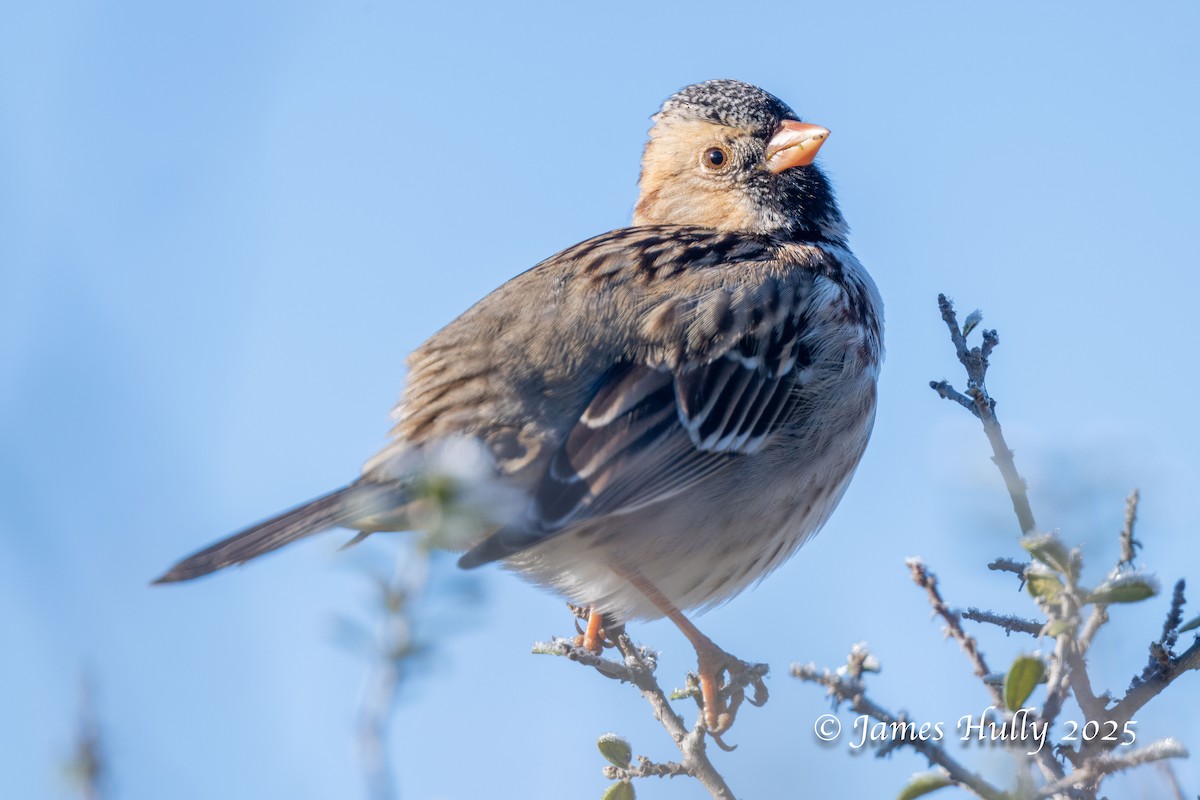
xmin=693 ymin=644 xmax=770 ymax=741
xmin=569 ymin=604 xmax=612 ymax=655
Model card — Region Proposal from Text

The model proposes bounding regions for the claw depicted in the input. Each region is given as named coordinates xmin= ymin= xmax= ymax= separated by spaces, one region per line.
xmin=694 ymin=647 xmax=771 ymax=736
xmin=747 ymin=673 xmax=769 ymax=707
xmin=570 ymin=605 xmax=607 ymax=654
xmin=710 ymin=730 xmax=738 ymax=752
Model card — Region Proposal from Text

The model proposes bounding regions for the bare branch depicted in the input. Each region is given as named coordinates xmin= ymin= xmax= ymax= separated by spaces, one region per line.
xmin=1063 ymin=606 xmax=1111 ymax=722
xmin=356 ymin=547 xmax=432 ymax=800
xmin=930 ymin=295 xmax=1038 ymax=537
xmin=908 ymin=559 xmax=1005 ymax=708
xmin=1061 ymin=643 xmax=1105 ymax=725
xmin=1119 ymin=490 xmax=1141 ymax=567
xmin=911 ymin=291 xmax=1198 ymax=798
xmin=791 ymin=662 xmax=1008 ymax=800
xmin=604 ymin=755 xmax=691 ymax=781
xmin=1157 ymin=761 xmax=1188 ymax=800
xmin=1159 ymin=579 xmax=1186 ymax=651
xmin=960 ymin=607 xmax=1042 ymax=637
xmin=1039 ymin=632 xmax=1071 ymax=735
xmin=1037 ymin=739 xmax=1188 ymax=798
xmin=1109 ymin=635 xmax=1200 ymax=730
xmin=67 ymin=675 xmax=106 ymax=800
xmin=930 ymin=379 xmax=979 ymax=416
xmin=539 ymin=633 xmax=738 ymax=799
xmin=987 ymin=558 xmax=1029 ymax=581
xmin=532 ymin=637 xmax=638 ymax=682
xmin=1077 ymin=604 xmax=1109 ymax=653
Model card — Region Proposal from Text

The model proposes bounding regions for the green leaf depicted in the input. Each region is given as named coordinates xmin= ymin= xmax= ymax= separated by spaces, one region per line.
xmin=897 ymin=771 xmax=953 ymax=800
xmin=601 ymin=781 xmax=635 ymax=800
xmin=1179 ymin=615 xmax=1200 ymax=634
xmin=597 ymin=733 xmax=632 ymax=769
xmin=1025 ymin=565 xmax=1064 ymax=601
xmin=1003 ymin=655 xmax=1045 ymax=711
xmin=1022 ymin=533 xmax=1073 ymax=576
xmin=1087 ymin=574 xmax=1160 ymax=604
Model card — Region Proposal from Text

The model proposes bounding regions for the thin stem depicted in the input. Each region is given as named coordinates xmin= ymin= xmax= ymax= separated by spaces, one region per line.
xmin=908 ymin=559 xmax=1005 ymax=709
xmin=1109 ymin=637 xmax=1200 ymax=728
xmin=1037 ymin=739 xmax=1188 ymax=798
xmin=791 ymin=663 xmax=1008 ymax=800
xmin=537 ymin=633 xmax=737 ymax=800
xmin=931 ymin=295 xmax=1038 ymax=537
xmin=1119 ymin=490 xmax=1141 ymax=566
xmin=611 ymin=631 xmax=737 ymax=800
xmin=960 ymin=607 xmax=1042 ymax=637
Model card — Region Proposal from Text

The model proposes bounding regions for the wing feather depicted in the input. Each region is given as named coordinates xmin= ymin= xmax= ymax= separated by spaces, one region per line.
xmin=528 ymin=294 xmax=809 ymax=531
xmin=450 ymin=227 xmax=860 ymax=569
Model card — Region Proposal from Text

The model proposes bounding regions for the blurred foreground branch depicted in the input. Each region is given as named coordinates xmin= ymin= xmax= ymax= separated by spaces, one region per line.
xmin=65 ymin=675 xmax=106 ymax=800
xmin=341 ymin=540 xmax=481 ymax=800
xmin=355 ymin=545 xmax=430 ymax=800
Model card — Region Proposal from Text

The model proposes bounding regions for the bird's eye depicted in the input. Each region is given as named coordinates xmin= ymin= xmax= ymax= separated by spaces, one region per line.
xmin=701 ymin=146 xmax=729 ymax=170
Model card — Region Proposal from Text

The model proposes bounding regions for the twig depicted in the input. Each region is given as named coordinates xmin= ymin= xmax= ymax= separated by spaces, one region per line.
xmin=1158 ymin=761 xmax=1188 ymax=800
xmin=67 ymin=675 xmax=106 ymax=800
xmin=1158 ymin=580 xmax=1186 ymax=653
xmin=1119 ymin=490 xmax=1141 ymax=566
xmin=908 ymin=559 xmax=1005 ymax=709
xmin=929 ymin=379 xmax=977 ymax=415
xmin=1108 ymin=636 xmax=1200 ymax=731
xmin=531 ymin=637 xmax=638 ymax=682
xmin=918 ymin=292 xmax=1199 ymax=798
xmin=603 ymin=755 xmax=691 ymax=781
xmin=537 ymin=633 xmax=738 ymax=799
xmin=611 ymin=631 xmax=738 ymax=799
xmin=1077 ymin=603 xmax=1108 ymax=653
xmin=357 ymin=547 xmax=431 ymax=800
xmin=1063 ymin=610 xmax=1109 ymax=722
xmin=791 ymin=662 xmax=1007 ymax=800
xmin=960 ymin=607 xmax=1042 ymax=637
xmin=930 ymin=295 xmax=1038 ymax=536
xmin=1037 ymin=739 xmax=1188 ymax=798
xmin=987 ymin=558 xmax=1028 ymax=580
xmin=907 ymin=558 xmax=1075 ymax=791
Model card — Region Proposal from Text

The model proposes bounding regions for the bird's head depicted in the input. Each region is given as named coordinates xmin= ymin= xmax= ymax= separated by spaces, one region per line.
xmin=634 ymin=79 xmax=847 ymax=243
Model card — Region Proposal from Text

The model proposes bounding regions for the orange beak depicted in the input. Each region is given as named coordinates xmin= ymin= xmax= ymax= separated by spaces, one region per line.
xmin=764 ymin=120 xmax=830 ymax=173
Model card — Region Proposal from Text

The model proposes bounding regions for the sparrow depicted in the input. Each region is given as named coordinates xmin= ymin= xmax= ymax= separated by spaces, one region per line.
xmin=156 ymin=79 xmax=883 ymax=735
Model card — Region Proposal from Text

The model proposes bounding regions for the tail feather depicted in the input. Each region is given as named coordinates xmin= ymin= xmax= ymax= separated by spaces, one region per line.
xmin=154 ymin=485 xmax=362 ymax=584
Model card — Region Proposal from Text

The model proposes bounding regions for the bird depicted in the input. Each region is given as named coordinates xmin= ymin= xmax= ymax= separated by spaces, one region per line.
xmin=156 ymin=79 xmax=883 ymax=735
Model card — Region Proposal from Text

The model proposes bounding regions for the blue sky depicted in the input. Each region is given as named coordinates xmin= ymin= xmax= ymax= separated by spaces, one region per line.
xmin=3 ymin=2 xmax=1199 ymax=798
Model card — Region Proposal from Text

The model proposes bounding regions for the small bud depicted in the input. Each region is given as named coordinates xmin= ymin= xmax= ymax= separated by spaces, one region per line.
xmin=898 ymin=771 xmax=953 ymax=800
xmin=601 ymin=781 xmax=635 ymax=800
xmin=1003 ymin=655 xmax=1045 ymax=711
xmin=837 ymin=641 xmax=880 ymax=677
xmin=1178 ymin=615 xmax=1200 ymax=634
xmin=597 ymin=733 xmax=632 ymax=769
xmin=962 ymin=309 xmax=983 ymax=338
